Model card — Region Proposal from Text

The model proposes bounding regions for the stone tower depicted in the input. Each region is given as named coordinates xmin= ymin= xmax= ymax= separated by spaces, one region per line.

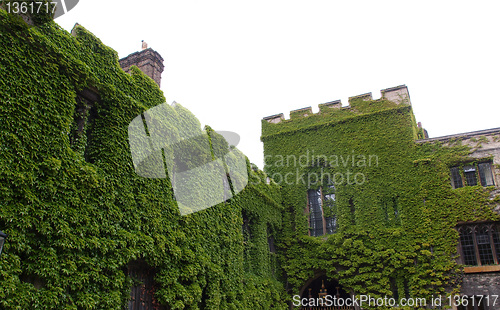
xmin=119 ymin=44 xmax=165 ymax=87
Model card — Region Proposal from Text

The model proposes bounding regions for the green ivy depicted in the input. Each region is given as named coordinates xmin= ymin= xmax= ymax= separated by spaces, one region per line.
xmin=261 ymin=97 xmax=499 ymax=309
xmin=0 ymin=12 xmax=287 ymax=309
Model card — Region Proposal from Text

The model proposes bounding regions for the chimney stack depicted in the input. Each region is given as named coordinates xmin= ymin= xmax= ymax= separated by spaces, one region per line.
xmin=119 ymin=43 xmax=164 ymax=87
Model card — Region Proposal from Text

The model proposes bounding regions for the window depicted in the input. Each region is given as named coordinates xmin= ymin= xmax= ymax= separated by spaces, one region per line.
xmin=478 ymin=162 xmax=495 ymax=187
xmin=70 ymin=88 xmax=99 ymax=162
xmin=267 ymin=227 xmax=278 ymax=276
xmin=450 ymin=162 xmax=495 ymax=188
xmin=128 ymin=260 xmax=166 ymax=310
xmin=464 ymin=165 xmax=478 ymax=186
xmin=268 ymin=235 xmax=276 ymax=253
xmin=267 ymin=226 xmax=276 ymax=253
xmin=242 ymin=211 xmax=251 ymax=242
xmin=308 ymin=189 xmax=324 ymax=237
xmin=242 ymin=211 xmax=252 ymax=272
xmin=307 ymin=183 xmax=337 ymax=237
xmin=389 ymin=278 xmax=399 ymax=302
xmin=457 ymin=222 xmax=500 ymax=266
xmin=384 ymin=197 xmax=401 ymax=227
xmin=323 ymin=183 xmax=337 ymax=234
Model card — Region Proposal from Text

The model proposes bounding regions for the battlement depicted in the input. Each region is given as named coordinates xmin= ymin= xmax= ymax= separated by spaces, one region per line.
xmin=380 ymin=85 xmax=410 ymax=105
xmin=263 ymin=85 xmax=411 ymax=123
xmin=290 ymin=106 xmax=313 ymax=118
xmin=348 ymin=92 xmax=372 ymax=103
xmin=263 ymin=113 xmax=285 ymax=124
xmin=318 ymin=100 xmax=342 ymax=113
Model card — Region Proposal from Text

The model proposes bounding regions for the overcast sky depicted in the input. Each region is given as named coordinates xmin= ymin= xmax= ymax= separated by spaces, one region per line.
xmin=56 ymin=0 xmax=500 ymax=168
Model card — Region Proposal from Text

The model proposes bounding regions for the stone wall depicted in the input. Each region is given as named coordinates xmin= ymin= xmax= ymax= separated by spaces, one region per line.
xmin=417 ymin=128 xmax=500 ymax=215
xmin=461 ymin=272 xmax=500 ymax=297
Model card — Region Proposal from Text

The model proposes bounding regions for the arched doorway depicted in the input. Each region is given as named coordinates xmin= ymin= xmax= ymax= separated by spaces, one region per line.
xmin=296 ymin=273 xmax=354 ymax=310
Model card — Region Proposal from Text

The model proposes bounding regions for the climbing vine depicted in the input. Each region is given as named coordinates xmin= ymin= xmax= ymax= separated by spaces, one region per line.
xmin=261 ymin=97 xmax=499 ymax=309
xmin=0 ymin=12 xmax=287 ymax=309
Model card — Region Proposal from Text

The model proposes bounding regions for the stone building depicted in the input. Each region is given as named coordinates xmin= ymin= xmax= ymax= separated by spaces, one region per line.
xmin=98 ymin=36 xmax=500 ymax=310
xmin=262 ymin=85 xmax=500 ymax=309
xmin=0 ymin=16 xmax=286 ymax=310
xmin=417 ymin=127 xmax=500 ymax=306
xmin=1 ymin=9 xmax=499 ymax=309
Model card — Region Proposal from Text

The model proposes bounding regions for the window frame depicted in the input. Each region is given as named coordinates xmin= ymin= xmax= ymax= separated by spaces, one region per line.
xmin=450 ymin=161 xmax=495 ymax=189
xmin=457 ymin=222 xmax=500 ymax=267
xmin=307 ymin=184 xmax=337 ymax=237
xmin=307 ymin=188 xmax=324 ymax=237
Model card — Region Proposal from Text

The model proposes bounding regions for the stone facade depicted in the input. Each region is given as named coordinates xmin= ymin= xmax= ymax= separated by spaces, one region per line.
xmin=263 ymin=86 xmax=500 ymax=307
xmin=418 ymin=128 xmax=500 ymax=303
xmin=460 ymin=272 xmax=500 ymax=299
xmin=417 ymin=127 xmax=500 ymax=216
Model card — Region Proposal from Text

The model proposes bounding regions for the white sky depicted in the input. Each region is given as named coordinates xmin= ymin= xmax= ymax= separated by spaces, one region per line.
xmin=56 ymin=0 xmax=500 ymax=168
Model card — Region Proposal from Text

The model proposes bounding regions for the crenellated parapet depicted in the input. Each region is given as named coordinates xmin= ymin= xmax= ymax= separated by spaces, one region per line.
xmin=263 ymin=113 xmax=285 ymax=124
xmin=263 ymin=85 xmax=411 ymax=124
xmin=318 ymin=100 xmax=342 ymax=113
xmin=348 ymin=92 xmax=372 ymax=104
xmin=290 ymin=106 xmax=312 ymax=119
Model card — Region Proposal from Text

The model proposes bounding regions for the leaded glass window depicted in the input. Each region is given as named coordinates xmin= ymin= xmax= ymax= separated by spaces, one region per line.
xmin=308 ymin=189 xmax=323 ymax=237
xmin=323 ymin=183 xmax=337 ymax=234
xmin=307 ymin=182 xmax=337 ymax=237
xmin=493 ymin=225 xmax=500 ymax=263
xmin=464 ymin=166 xmax=477 ymax=186
xmin=325 ymin=216 xmax=337 ymax=234
xmin=476 ymin=225 xmax=495 ymax=265
xmin=451 ymin=162 xmax=495 ymax=188
xmin=459 ymin=226 xmax=477 ymax=265
xmin=478 ymin=162 xmax=495 ymax=186
xmin=458 ymin=222 xmax=500 ymax=266
xmin=450 ymin=167 xmax=463 ymax=189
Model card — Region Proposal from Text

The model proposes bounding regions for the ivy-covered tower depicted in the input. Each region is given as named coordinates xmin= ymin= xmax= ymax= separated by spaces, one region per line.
xmin=261 ymin=85 xmax=500 ymax=309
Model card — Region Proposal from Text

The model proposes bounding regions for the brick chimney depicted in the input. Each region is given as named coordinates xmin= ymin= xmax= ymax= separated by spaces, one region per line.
xmin=119 ymin=44 xmax=165 ymax=87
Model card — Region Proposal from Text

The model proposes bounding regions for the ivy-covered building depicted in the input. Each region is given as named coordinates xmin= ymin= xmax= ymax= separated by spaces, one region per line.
xmin=0 ymin=12 xmax=287 ymax=310
xmin=1 ymin=8 xmax=500 ymax=310
xmin=261 ymin=86 xmax=500 ymax=309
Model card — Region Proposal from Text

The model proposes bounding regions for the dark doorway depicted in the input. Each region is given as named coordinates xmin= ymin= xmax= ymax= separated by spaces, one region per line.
xmin=299 ymin=275 xmax=353 ymax=310
xmin=128 ymin=260 xmax=166 ymax=310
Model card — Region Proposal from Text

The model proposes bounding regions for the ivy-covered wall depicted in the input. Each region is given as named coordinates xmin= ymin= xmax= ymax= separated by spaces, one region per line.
xmin=0 ymin=12 xmax=287 ymax=309
xmin=261 ymin=96 xmax=500 ymax=309
xmin=2 ymin=7 xmax=499 ymax=310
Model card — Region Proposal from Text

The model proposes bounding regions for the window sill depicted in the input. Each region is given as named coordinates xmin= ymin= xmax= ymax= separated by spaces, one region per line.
xmin=452 ymin=185 xmax=495 ymax=190
xmin=463 ymin=265 xmax=500 ymax=273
